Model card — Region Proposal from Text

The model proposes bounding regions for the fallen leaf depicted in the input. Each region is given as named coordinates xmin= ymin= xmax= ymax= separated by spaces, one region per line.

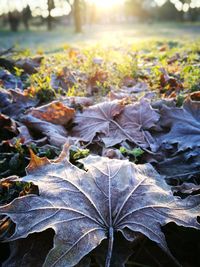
xmin=159 ymin=45 xmax=168 ymax=52
xmin=17 ymin=125 xmax=33 ymax=144
xmin=127 ymin=82 xmax=149 ymax=94
xmin=190 ymin=91 xmax=200 ymax=101
xmin=0 ymin=114 xmax=17 ymax=139
xmin=0 ymin=176 xmax=21 ymax=206
xmin=102 ymin=148 xmax=124 ymax=160
xmin=159 ymin=98 xmax=200 ymax=151
xmin=108 ymin=90 xmax=132 ymax=101
xmin=87 ymin=70 xmax=108 ymax=95
xmin=21 ymin=114 xmax=68 ymax=147
xmin=159 ymin=68 xmax=183 ymax=94
xmin=0 ymin=57 xmax=15 ymax=72
xmin=0 ymin=88 xmax=12 ymax=109
xmin=73 ymin=99 xmax=159 ymax=151
xmin=15 ymin=56 xmax=43 ymax=74
xmin=156 ymin=150 xmax=200 ymax=184
xmin=73 ymin=100 xmax=124 ymax=143
xmin=51 ymin=67 xmax=77 ymax=91
xmin=26 ymin=149 xmax=50 ymax=174
xmin=0 ymin=155 xmax=199 ymax=266
xmin=102 ymin=99 xmax=160 ymax=150
xmin=172 ymin=183 xmax=200 ymax=197
xmin=0 ymin=89 xmax=38 ymax=119
xmin=28 ymin=101 xmax=75 ymax=126
xmin=62 ymin=97 xmax=93 ymax=110
xmin=0 ymin=47 xmax=15 ymax=57
xmin=2 ymin=229 xmax=54 ymax=267
xmin=0 ymin=69 xmax=23 ymax=90
xmin=167 ymin=53 xmax=180 ymax=64
xmin=121 ymin=76 xmax=136 ymax=87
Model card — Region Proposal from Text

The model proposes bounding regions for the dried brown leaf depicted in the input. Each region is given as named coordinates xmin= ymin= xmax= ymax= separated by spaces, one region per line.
xmin=28 ymin=101 xmax=75 ymax=126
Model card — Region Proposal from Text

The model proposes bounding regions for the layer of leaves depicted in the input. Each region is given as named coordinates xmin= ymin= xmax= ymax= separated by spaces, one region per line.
xmin=0 ymin=40 xmax=200 ymax=267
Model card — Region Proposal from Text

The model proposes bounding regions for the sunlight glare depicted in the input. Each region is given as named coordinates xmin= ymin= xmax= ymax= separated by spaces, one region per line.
xmin=88 ymin=0 xmax=122 ymax=9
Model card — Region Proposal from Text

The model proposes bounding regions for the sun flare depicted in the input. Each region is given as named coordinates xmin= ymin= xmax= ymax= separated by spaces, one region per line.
xmin=87 ymin=0 xmax=122 ymax=9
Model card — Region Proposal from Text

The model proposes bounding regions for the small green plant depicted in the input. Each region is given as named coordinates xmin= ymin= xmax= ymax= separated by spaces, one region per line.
xmin=29 ymin=143 xmax=60 ymax=159
xmin=30 ymin=72 xmax=56 ymax=103
xmin=120 ymin=147 xmax=144 ymax=163
xmin=69 ymin=146 xmax=90 ymax=169
xmin=14 ymin=66 xmax=23 ymax=77
xmin=182 ymin=65 xmax=200 ymax=92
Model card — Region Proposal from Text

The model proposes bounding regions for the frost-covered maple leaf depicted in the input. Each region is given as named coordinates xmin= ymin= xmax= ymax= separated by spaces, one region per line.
xmin=0 ymin=154 xmax=199 ymax=267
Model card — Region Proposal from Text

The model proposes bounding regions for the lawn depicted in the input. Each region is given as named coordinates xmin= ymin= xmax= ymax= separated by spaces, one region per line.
xmin=0 ymin=22 xmax=200 ymax=51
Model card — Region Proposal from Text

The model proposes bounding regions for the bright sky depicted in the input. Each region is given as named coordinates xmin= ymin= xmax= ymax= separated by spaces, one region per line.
xmin=0 ymin=0 xmax=200 ymax=17
xmin=87 ymin=0 xmax=122 ymax=8
xmin=155 ymin=0 xmax=200 ymax=10
xmin=0 ymin=0 xmax=72 ymax=17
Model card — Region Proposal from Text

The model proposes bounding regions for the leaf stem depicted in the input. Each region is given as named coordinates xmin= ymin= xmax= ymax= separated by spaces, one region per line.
xmin=105 ymin=227 xmax=114 ymax=267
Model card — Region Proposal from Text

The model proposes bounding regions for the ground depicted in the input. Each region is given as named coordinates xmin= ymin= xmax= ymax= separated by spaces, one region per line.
xmin=0 ymin=22 xmax=200 ymax=267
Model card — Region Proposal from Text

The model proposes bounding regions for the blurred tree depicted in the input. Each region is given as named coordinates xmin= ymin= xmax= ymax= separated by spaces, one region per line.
xmin=22 ymin=6 xmax=31 ymax=30
xmin=2 ymin=15 xmax=8 ymax=28
xmin=47 ymin=0 xmax=55 ymax=30
xmin=152 ymin=1 xmax=183 ymax=21
xmin=8 ymin=11 xmax=21 ymax=32
xmin=188 ymin=7 xmax=200 ymax=21
xmin=89 ymin=2 xmax=97 ymax=24
xmin=74 ymin=0 xmax=82 ymax=32
xmin=124 ymin=0 xmax=150 ymax=21
xmin=0 ymin=0 xmax=199 ymax=32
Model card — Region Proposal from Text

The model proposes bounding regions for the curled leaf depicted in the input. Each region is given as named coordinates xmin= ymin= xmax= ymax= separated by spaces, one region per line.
xmin=21 ymin=115 xmax=68 ymax=147
xmin=26 ymin=149 xmax=50 ymax=174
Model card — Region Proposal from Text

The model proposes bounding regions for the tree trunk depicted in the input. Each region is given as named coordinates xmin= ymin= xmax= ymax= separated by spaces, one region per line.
xmin=22 ymin=6 xmax=31 ymax=30
xmin=47 ymin=0 xmax=54 ymax=31
xmin=47 ymin=15 xmax=52 ymax=31
xmin=8 ymin=12 xmax=20 ymax=32
xmin=74 ymin=0 xmax=82 ymax=33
